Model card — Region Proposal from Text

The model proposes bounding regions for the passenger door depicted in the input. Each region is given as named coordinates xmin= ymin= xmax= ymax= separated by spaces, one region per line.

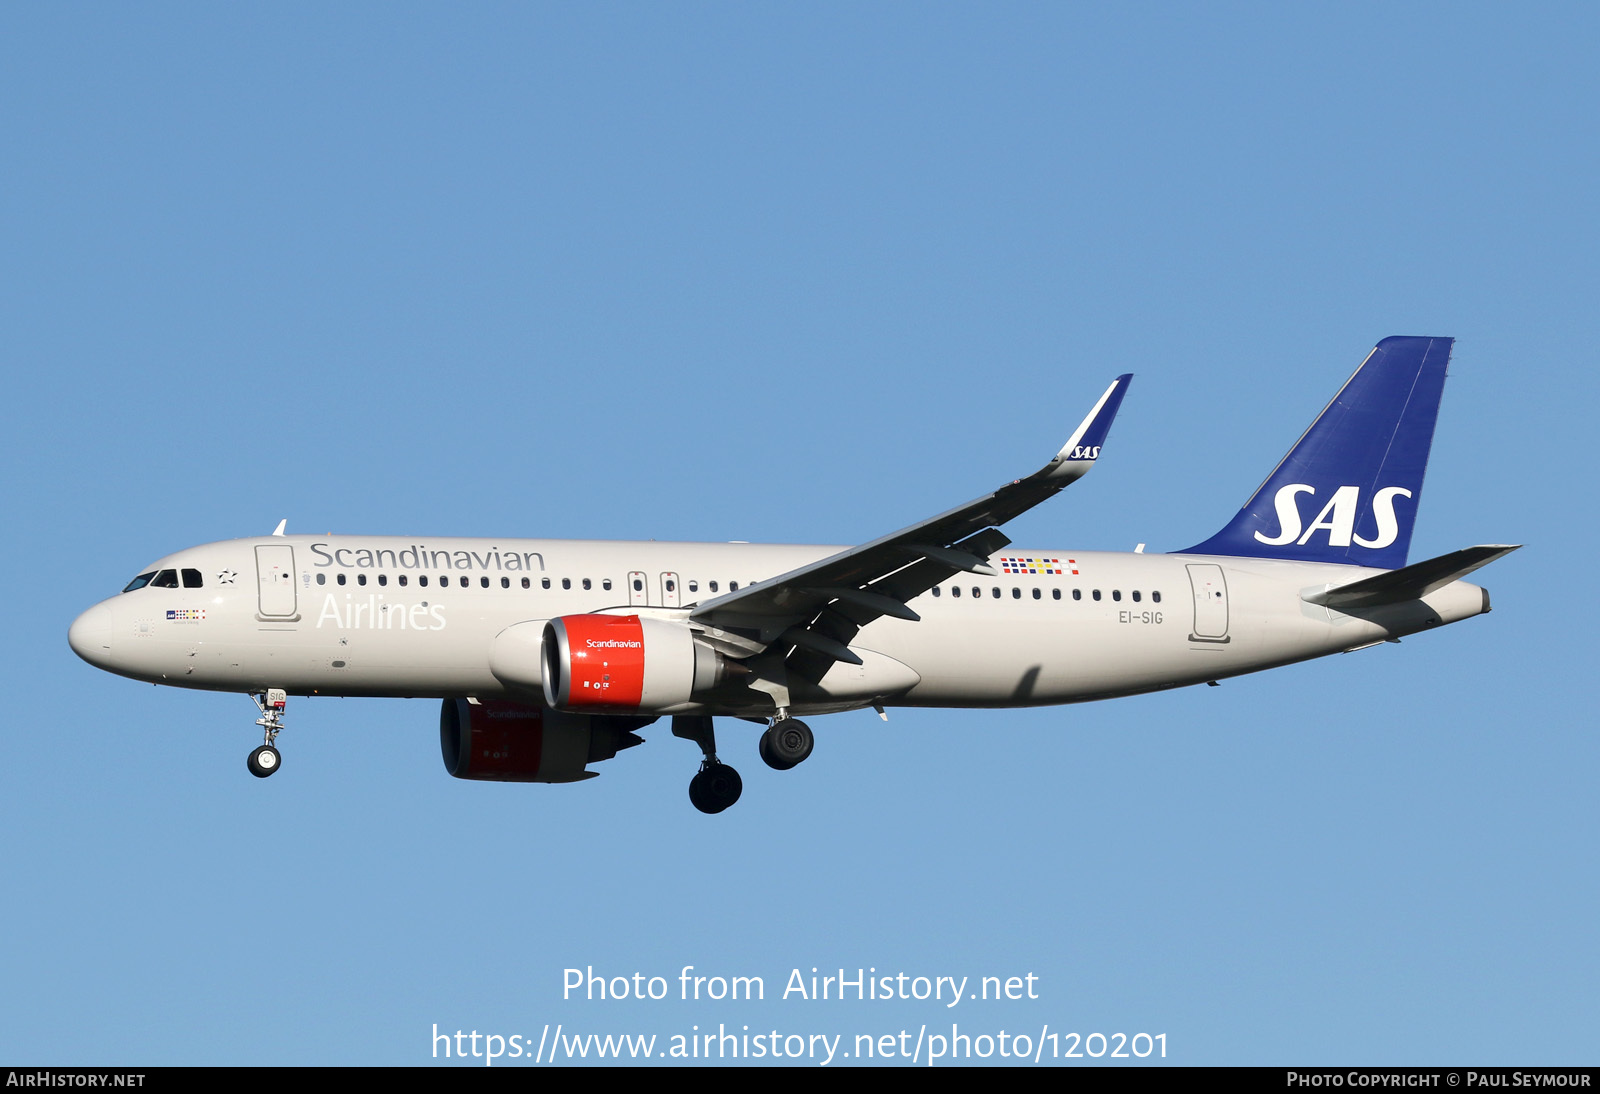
xmin=1185 ymin=563 xmax=1229 ymax=642
xmin=255 ymin=544 xmax=299 ymax=620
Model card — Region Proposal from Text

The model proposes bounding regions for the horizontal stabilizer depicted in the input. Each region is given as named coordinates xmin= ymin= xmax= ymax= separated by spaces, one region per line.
xmin=1304 ymin=545 xmax=1521 ymax=611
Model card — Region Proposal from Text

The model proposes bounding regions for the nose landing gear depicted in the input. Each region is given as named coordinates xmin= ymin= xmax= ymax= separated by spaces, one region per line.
xmin=248 ymin=689 xmax=286 ymax=779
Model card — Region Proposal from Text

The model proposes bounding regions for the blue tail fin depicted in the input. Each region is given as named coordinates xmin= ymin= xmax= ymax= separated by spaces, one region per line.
xmin=1178 ymin=336 xmax=1453 ymax=570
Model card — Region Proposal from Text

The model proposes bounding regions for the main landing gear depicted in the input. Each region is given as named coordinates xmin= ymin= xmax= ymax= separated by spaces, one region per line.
xmin=672 ymin=711 xmax=817 ymax=814
xmin=759 ymin=714 xmax=814 ymax=771
xmin=689 ymin=764 xmax=743 ymax=815
xmin=672 ymin=715 xmax=741 ymax=815
xmin=247 ymin=689 xmax=286 ymax=779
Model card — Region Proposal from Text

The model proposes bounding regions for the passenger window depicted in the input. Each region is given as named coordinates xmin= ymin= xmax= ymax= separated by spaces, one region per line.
xmin=932 ymin=586 xmax=941 ymax=597
xmin=665 ymin=579 xmax=676 ymax=593
xmin=122 ymin=572 xmax=156 ymax=593
xmin=480 ymin=577 xmax=489 ymax=588
xmin=951 ymin=586 xmax=961 ymax=598
xmin=687 ymin=580 xmax=697 ymax=592
xmin=316 ymin=573 xmax=326 ymax=586
xmin=603 ymin=579 xmax=613 ymax=591
xmin=730 ymin=581 xmax=739 ymax=591
xmin=419 ymin=575 xmax=429 ymax=588
xmin=459 ymin=576 xmax=469 ymax=588
xmin=151 ymin=570 xmax=179 ymax=588
xmin=377 ymin=574 xmax=388 ymax=587
xmin=1112 ymin=590 xmax=1121 ymax=602
xmin=562 ymin=578 xmax=572 ymax=590
xmin=1092 ymin=589 xmax=1101 ymax=601
xmin=1152 ymin=591 xmax=1162 ymax=603
xmin=1032 ymin=588 xmax=1041 ymax=600
xmin=582 ymin=578 xmax=592 ymax=590
xmin=521 ymin=577 xmax=530 ymax=589
xmin=971 ymin=587 xmax=980 ymax=598
xmin=357 ymin=574 xmax=367 ymax=587
xmin=1052 ymin=589 xmax=1061 ymax=600
xmin=399 ymin=575 xmax=408 ymax=587
xmin=1012 ymin=587 xmax=1021 ymax=599
xmin=181 ymin=569 xmax=203 ymax=588
xmin=337 ymin=573 xmax=347 ymax=586
xmin=541 ymin=577 xmax=551 ymax=590
xmin=1072 ymin=588 xmax=1081 ymax=600
xmin=991 ymin=587 xmax=1000 ymax=598
xmin=1132 ymin=590 xmax=1141 ymax=602
xmin=632 ymin=578 xmax=643 ymax=592
xmin=501 ymin=577 xmax=510 ymax=589
xmin=709 ymin=581 xmax=719 ymax=593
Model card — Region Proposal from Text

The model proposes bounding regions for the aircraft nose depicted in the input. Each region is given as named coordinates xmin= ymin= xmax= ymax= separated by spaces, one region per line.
xmin=68 ymin=601 xmax=118 ymax=668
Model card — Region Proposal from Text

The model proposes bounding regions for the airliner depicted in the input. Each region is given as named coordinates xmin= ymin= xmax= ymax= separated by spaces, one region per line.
xmin=69 ymin=336 xmax=1516 ymax=813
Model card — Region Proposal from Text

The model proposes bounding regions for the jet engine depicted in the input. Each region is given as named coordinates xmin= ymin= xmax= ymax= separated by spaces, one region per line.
xmin=439 ymin=698 xmax=650 ymax=783
xmin=541 ymin=614 xmax=733 ymax=715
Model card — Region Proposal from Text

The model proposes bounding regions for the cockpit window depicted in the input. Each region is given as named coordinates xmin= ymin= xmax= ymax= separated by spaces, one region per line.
xmin=150 ymin=570 xmax=180 ymax=588
xmin=122 ymin=572 xmax=156 ymax=593
xmin=181 ymin=569 xmax=203 ymax=588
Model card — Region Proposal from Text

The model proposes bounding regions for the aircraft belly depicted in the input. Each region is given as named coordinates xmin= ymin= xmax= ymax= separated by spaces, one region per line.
xmin=866 ymin=608 xmax=1203 ymax=706
xmin=294 ymin=610 xmax=497 ymax=696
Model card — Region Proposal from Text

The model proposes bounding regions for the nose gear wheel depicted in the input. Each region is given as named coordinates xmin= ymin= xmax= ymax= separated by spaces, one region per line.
xmin=248 ymin=744 xmax=281 ymax=778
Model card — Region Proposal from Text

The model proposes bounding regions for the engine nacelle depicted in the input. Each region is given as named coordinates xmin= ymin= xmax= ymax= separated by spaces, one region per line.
xmin=541 ymin=614 xmax=729 ymax=714
xmin=439 ymin=698 xmax=648 ymax=783
xmin=487 ymin=619 xmax=548 ymax=694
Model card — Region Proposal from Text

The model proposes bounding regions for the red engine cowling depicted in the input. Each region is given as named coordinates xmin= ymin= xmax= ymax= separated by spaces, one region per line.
xmin=438 ymin=699 xmax=648 ymax=783
xmin=541 ymin=614 xmax=729 ymax=714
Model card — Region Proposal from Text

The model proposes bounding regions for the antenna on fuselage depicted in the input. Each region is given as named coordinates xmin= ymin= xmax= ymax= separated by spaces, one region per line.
xmin=272 ymin=519 xmax=288 ymax=537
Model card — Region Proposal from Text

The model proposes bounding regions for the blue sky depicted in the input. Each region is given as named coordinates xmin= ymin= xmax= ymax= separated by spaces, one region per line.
xmin=2 ymin=3 xmax=1595 ymax=1065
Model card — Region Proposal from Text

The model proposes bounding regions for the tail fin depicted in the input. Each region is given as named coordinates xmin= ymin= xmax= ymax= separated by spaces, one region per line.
xmin=1179 ymin=336 xmax=1453 ymax=569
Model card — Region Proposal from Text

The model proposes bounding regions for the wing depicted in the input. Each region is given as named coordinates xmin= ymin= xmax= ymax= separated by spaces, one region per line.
xmin=689 ymin=374 xmax=1133 ymax=680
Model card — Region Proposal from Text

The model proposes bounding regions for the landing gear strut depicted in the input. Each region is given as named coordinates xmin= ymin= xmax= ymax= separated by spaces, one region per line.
xmin=759 ymin=714 xmax=814 ymax=771
xmin=248 ymin=689 xmax=286 ymax=779
xmin=672 ymin=715 xmax=741 ymax=814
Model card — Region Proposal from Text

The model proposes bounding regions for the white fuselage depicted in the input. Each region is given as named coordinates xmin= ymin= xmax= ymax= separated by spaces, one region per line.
xmin=68 ymin=534 xmax=1491 ymax=716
